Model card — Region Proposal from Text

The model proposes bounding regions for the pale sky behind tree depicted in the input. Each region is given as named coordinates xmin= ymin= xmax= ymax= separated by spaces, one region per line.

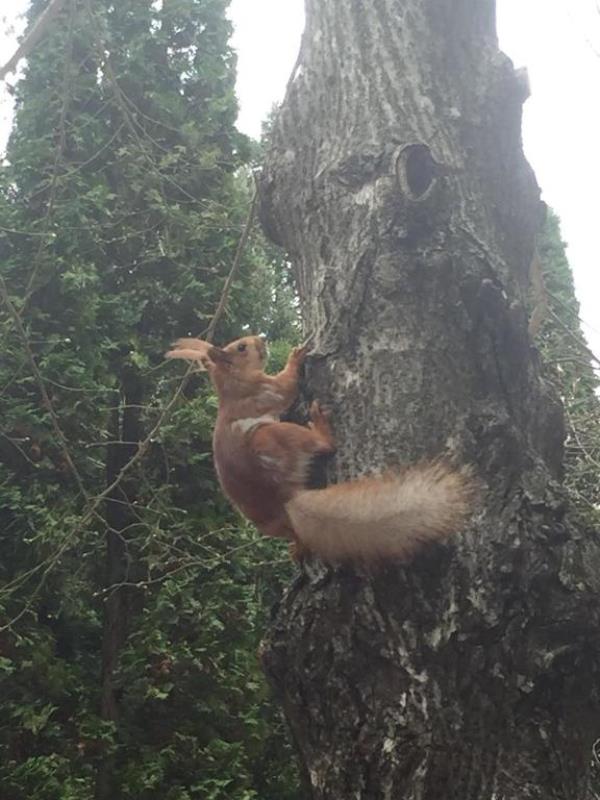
xmin=1 ymin=0 xmax=599 ymax=361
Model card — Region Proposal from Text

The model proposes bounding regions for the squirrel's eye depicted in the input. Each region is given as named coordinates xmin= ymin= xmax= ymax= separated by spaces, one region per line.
xmin=237 ymin=343 xmax=247 ymax=353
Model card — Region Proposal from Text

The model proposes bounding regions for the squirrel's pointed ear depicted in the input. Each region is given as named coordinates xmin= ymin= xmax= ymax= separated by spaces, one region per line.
xmin=170 ymin=337 xmax=210 ymax=352
xmin=165 ymin=337 xmax=212 ymax=368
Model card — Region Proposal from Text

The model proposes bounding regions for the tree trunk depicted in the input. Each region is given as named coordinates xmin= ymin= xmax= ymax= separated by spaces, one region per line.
xmin=95 ymin=371 xmax=143 ymax=800
xmin=259 ymin=1 xmax=600 ymax=797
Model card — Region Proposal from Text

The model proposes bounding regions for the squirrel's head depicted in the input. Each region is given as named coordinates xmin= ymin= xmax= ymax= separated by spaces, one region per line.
xmin=165 ymin=334 xmax=268 ymax=379
xmin=216 ymin=335 xmax=268 ymax=372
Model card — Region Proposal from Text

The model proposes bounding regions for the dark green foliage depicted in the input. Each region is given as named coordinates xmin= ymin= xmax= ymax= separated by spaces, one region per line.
xmin=533 ymin=210 xmax=600 ymax=526
xmin=535 ymin=213 xmax=600 ymax=797
xmin=0 ymin=1 xmax=301 ymax=797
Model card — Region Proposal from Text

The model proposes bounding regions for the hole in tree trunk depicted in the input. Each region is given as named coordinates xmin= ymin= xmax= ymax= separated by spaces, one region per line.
xmin=396 ymin=143 xmax=438 ymax=200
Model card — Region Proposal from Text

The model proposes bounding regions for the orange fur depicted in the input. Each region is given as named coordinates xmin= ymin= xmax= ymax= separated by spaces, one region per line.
xmin=287 ymin=463 xmax=476 ymax=562
xmin=166 ymin=334 xmax=476 ymax=563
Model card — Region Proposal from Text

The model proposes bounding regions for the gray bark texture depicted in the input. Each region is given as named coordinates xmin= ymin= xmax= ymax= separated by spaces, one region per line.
xmin=258 ymin=1 xmax=600 ymax=798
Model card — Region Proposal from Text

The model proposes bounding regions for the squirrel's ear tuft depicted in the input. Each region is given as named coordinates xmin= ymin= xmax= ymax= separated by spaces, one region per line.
xmin=165 ymin=337 xmax=213 ymax=368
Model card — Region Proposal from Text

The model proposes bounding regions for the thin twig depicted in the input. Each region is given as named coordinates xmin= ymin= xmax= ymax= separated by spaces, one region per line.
xmin=547 ymin=307 xmax=600 ymax=367
xmin=0 ymin=431 xmax=40 ymax=468
xmin=23 ymin=0 xmax=75 ymax=302
xmin=0 ymin=363 xmax=193 ymax=626
xmin=565 ymin=406 xmax=600 ymax=472
xmin=97 ymin=536 xmax=265 ymax=598
xmin=203 ymin=187 xmax=258 ymax=342
xmin=0 ymin=275 xmax=89 ymax=500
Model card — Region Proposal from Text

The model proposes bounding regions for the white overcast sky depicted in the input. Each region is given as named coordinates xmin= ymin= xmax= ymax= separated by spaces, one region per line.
xmin=1 ymin=0 xmax=599 ymax=361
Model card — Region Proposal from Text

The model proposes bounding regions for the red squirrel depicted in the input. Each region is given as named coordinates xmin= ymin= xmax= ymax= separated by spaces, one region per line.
xmin=166 ymin=335 xmax=475 ymax=562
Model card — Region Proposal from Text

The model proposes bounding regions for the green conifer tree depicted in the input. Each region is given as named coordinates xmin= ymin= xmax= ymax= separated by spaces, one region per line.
xmin=534 ymin=210 xmax=600 ymax=524
xmin=0 ymin=2 xmax=300 ymax=797
xmin=532 ymin=210 xmax=600 ymax=794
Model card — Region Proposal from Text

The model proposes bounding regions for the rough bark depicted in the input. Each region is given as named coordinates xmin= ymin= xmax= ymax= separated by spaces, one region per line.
xmin=259 ymin=1 xmax=600 ymax=798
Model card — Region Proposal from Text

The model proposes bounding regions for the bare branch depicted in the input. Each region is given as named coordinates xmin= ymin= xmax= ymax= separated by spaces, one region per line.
xmin=0 ymin=0 xmax=68 ymax=82
xmin=203 ymin=187 xmax=258 ymax=342
xmin=0 ymin=274 xmax=89 ymax=500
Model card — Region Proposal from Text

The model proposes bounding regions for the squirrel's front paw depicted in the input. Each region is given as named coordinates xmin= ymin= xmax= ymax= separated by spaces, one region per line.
xmin=290 ymin=336 xmax=313 ymax=364
xmin=290 ymin=346 xmax=308 ymax=365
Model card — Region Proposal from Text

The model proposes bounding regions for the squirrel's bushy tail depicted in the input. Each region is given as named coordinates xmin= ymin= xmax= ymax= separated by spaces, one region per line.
xmin=285 ymin=461 xmax=476 ymax=562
